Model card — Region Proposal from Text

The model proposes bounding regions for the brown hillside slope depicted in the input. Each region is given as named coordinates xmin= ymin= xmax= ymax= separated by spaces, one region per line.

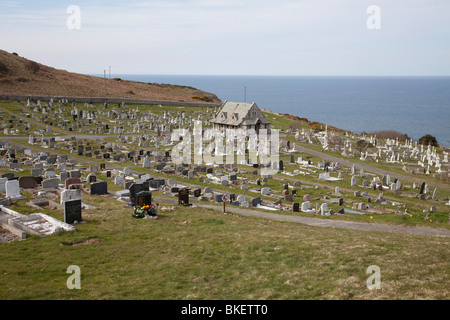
xmin=0 ymin=50 xmax=220 ymax=103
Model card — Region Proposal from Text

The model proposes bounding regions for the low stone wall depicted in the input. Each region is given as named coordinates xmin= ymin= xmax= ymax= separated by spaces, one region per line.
xmin=0 ymin=94 xmax=221 ymax=108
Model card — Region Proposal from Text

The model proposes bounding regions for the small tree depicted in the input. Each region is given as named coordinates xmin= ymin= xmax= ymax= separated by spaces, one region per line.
xmin=419 ymin=134 xmax=438 ymax=147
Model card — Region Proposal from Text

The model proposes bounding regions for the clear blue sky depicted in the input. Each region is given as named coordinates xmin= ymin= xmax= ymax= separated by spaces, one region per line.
xmin=1 ymin=0 xmax=449 ymax=76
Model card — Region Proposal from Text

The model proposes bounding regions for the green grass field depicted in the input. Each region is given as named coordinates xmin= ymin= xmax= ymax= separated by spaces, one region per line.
xmin=0 ymin=192 xmax=448 ymax=300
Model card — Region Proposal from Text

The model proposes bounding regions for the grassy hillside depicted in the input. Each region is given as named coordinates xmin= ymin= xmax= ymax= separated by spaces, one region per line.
xmin=0 ymin=50 xmax=220 ymax=103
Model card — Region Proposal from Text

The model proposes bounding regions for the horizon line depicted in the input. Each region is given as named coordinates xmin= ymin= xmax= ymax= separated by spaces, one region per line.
xmin=88 ymin=73 xmax=450 ymax=78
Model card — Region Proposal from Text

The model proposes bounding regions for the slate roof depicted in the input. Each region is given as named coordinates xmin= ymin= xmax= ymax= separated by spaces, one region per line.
xmin=210 ymin=101 xmax=270 ymax=126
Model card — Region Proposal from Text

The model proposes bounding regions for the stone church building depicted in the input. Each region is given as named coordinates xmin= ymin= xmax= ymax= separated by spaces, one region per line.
xmin=210 ymin=101 xmax=271 ymax=134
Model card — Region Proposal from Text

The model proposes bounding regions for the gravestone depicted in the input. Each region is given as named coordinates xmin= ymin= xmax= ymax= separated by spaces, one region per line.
xmin=5 ymin=180 xmax=21 ymax=199
xmin=0 ymin=178 xmax=8 ymax=193
xmin=42 ymin=178 xmax=59 ymax=189
xmin=18 ymin=176 xmax=38 ymax=189
xmin=64 ymin=199 xmax=82 ymax=224
xmin=301 ymin=201 xmax=311 ymax=212
xmin=432 ymin=188 xmax=437 ymax=200
xmin=31 ymin=169 xmax=42 ymax=177
xmin=9 ymin=163 xmax=19 ymax=170
xmin=178 ymin=188 xmax=190 ymax=205
xmin=60 ymin=171 xmax=69 ymax=182
xmin=292 ymin=202 xmax=299 ymax=212
xmin=303 ymin=194 xmax=311 ymax=201
xmin=2 ymin=173 xmax=15 ymax=180
xmin=135 ymin=191 xmax=152 ymax=207
xmin=65 ymin=178 xmax=81 ymax=189
xmin=193 ymin=188 xmax=201 ymax=197
xmin=142 ymin=156 xmax=151 ymax=168
xmin=129 ymin=183 xmax=145 ymax=205
xmin=204 ymin=186 xmax=213 ymax=195
xmin=320 ymin=203 xmax=328 ymax=215
xmin=69 ymin=170 xmax=81 ymax=178
xmin=114 ymin=175 xmax=125 ymax=186
xmin=90 ymin=181 xmax=108 ymax=195
xmin=149 ymin=180 xmax=160 ymax=189
xmin=252 ymin=197 xmax=262 ymax=207
xmin=237 ymin=195 xmax=246 ymax=204
xmin=60 ymin=189 xmax=82 ymax=204
xmin=86 ymin=173 xmax=97 ymax=183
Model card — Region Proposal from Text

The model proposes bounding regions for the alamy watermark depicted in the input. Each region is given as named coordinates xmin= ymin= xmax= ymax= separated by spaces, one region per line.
xmin=66 ymin=265 xmax=81 ymax=289
xmin=367 ymin=5 xmax=381 ymax=30
xmin=366 ymin=265 xmax=381 ymax=290
xmin=66 ymin=5 xmax=81 ymax=30
xmin=170 ymin=121 xmax=279 ymax=176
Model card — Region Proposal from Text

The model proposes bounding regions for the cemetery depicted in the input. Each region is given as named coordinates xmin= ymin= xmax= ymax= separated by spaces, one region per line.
xmin=0 ymin=97 xmax=449 ymax=299
xmin=0 ymin=98 xmax=449 ymax=237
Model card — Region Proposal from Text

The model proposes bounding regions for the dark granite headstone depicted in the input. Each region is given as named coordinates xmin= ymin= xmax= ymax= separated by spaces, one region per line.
xmin=149 ymin=180 xmax=160 ymax=189
xmin=178 ymin=188 xmax=190 ymax=205
xmin=18 ymin=176 xmax=37 ymax=189
xmin=2 ymin=173 xmax=14 ymax=180
xmin=252 ymin=197 xmax=262 ymax=207
xmin=64 ymin=199 xmax=82 ymax=224
xmin=419 ymin=182 xmax=425 ymax=194
xmin=90 ymin=181 xmax=108 ymax=195
xmin=136 ymin=191 xmax=152 ymax=207
xmin=292 ymin=202 xmax=300 ymax=212
xmin=129 ymin=183 xmax=145 ymax=205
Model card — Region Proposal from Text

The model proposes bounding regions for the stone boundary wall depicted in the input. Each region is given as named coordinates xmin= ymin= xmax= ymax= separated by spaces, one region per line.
xmin=0 ymin=94 xmax=222 ymax=108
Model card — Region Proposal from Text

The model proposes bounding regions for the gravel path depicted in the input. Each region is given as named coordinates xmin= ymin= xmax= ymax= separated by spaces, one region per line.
xmin=197 ymin=204 xmax=450 ymax=237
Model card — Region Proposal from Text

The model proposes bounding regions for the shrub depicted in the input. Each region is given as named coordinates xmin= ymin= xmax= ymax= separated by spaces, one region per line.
xmin=192 ymin=95 xmax=213 ymax=102
xmin=419 ymin=134 xmax=439 ymax=147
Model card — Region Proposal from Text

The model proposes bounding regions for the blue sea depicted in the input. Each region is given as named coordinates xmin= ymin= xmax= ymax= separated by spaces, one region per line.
xmin=112 ymin=75 xmax=450 ymax=146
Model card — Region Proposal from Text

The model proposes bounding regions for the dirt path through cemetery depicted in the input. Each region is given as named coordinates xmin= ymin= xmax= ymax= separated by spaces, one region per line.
xmin=196 ymin=203 xmax=450 ymax=237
